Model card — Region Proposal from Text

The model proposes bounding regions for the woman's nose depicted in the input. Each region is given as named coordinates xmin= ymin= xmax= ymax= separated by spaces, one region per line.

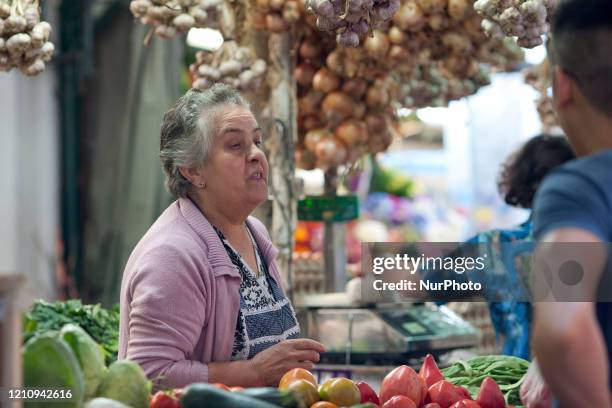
xmin=248 ymin=144 xmax=266 ymax=162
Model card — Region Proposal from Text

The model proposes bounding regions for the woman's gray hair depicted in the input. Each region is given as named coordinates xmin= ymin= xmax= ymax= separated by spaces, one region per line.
xmin=159 ymin=84 xmax=249 ymax=198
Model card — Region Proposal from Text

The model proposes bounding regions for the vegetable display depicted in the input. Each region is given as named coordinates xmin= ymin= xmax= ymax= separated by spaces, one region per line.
xmin=24 ymin=299 xmax=120 ymax=365
xmin=0 ymin=0 xmax=55 ymax=75
xmin=441 ymin=355 xmax=530 ymax=406
xmin=23 ymin=322 xmax=150 ymax=408
xmin=473 ymin=0 xmax=559 ymax=48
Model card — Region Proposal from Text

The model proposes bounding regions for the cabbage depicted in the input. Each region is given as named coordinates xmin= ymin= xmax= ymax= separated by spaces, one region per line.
xmin=84 ymin=398 xmax=132 ymax=408
xmin=60 ymin=324 xmax=108 ymax=398
xmin=23 ymin=333 xmax=85 ymax=408
xmin=97 ymin=361 xmax=150 ymax=408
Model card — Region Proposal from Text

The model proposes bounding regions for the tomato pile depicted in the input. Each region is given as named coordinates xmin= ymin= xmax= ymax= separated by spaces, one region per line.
xmin=150 ymin=354 xmax=522 ymax=408
xmin=274 ymin=354 xmax=516 ymax=408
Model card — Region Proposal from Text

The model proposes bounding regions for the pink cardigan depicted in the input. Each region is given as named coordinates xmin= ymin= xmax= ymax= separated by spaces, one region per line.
xmin=118 ymin=197 xmax=283 ymax=387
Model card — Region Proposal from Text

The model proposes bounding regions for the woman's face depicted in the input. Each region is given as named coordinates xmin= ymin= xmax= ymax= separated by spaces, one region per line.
xmin=201 ymin=105 xmax=269 ymax=211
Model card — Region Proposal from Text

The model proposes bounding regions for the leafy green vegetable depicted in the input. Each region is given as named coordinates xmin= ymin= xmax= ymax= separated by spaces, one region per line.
xmin=60 ymin=324 xmax=108 ymax=399
xmin=24 ymin=300 xmax=120 ymax=365
xmin=97 ymin=361 xmax=151 ymax=408
xmin=23 ymin=332 xmax=86 ymax=408
xmin=441 ymin=355 xmax=530 ymax=406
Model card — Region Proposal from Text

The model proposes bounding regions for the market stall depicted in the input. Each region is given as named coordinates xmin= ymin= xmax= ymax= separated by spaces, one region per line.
xmin=1 ymin=0 xmax=563 ymax=406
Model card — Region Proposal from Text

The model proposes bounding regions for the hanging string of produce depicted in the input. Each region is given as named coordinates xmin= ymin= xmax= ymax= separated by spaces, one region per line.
xmin=524 ymin=57 xmax=559 ymax=131
xmin=305 ymin=0 xmax=401 ymax=46
xmin=474 ymin=0 xmax=559 ymax=48
xmin=189 ymin=40 xmax=267 ymax=91
xmin=0 ymin=0 xmax=54 ymax=75
xmin=248 ymin=0 xmax=307 ymax=32
xmin=129 ymin=0 xmax=234 ymax=42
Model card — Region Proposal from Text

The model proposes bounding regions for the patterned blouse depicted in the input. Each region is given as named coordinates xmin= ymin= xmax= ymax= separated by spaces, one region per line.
xmin=466 ymin=220 xmax=534 ymax=359
xmin=214 ymin=226 xmax=300 ymax=360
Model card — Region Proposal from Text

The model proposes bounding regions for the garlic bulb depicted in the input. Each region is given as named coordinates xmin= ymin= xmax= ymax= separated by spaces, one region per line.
xmin=190 ymin=41 xmax=267 ymax=92
xmin=0 ymin=1 xmax=55 ymax=76
xmin=129 ymin=0 xmax=225 ymax=39
xmin=474 ymin=0 xmax=558 ymax=48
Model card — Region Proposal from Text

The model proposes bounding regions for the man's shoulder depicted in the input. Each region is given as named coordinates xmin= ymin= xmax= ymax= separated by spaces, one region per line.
xmin=541 ymin=149 xmax=612 ymax=194
xmin=555 ymin=149 xmax=612 ymax=180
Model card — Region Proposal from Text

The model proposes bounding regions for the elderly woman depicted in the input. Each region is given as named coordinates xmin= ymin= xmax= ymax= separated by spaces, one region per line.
xmin=118 ymin=84 xmax=324 ymax=388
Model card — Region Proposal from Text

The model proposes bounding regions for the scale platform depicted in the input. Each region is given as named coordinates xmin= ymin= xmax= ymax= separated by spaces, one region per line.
xmin=295 ymin=294 xmax=479 ymax=365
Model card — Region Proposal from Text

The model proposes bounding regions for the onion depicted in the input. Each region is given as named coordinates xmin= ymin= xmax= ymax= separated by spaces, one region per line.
xmin=364 ymin=30 xmax=390 ymax=60
xmin=315 ymin=136 xmax=347 ymax=168
xmin=353 ymin=102 xmax=367 ymax=119
xmin=365 ymin=113 xmax=388 ymax=133
xmin=296 ymin=149 xmax=317 ymax=170
xmin=448 ymin=0 xmax=472 ymax=21
xmin=393 ymin=2 xmax=425 ymax=32
xmin=322 ymin=92 xmax=354 ymax=120
xmin=368 ymin=130 xmax=393 ymax=153
xmin=270 ymin=0 xmax=285 ymax=10
xmin=266 ymin=13 xmax=289 ymax=31
xmin=325 ymin=49 xmax=344 ymax=75
xmin=366 ymin=85 xmax=389 ymax=108
xmin=342 ymin=78 xmax=368 ymax=98
xmin=256 ymin=0 xmax=271 ymax=9
xmin=417 ymin=0 xmax=446 ymax=14
xmin=299 ymin=92 xmax=323 ymax=116
xmin=388 ymin=26 xmax=407 ymax=44
xmin=389 ymin=45 xmax=409 ymax=60
xmin=428 ymin=13 xmax=449 ymax=31
xmin=312 ymin=67 xmax=341 ymax=93
xmin=295 ymin=63 xmax=317 ymax=87
xmin=303 ymin=115 xmax=323 ymax=131
xmin=299 ymin=38 xmax=322 ymax=59
xmin=305 ymin=128 xmax=333 ymax=152
xmin=335 ymin=119 xmax=368 ymax=145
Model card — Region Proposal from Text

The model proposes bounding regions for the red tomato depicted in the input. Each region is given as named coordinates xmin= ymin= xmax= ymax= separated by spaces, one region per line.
xmin=449 ymin=400 xmax=481 ymax=408
xmin=380 ymin=366 xmax=427 ymax=406
xmin=427 ymin=380 xmax=467 ymax=408
xmin=423 ymin=404 xmax=442 ymax=408
xmin=171 ymin=389 xmax=183 ymax=400
xmin=455 ymin=385 xmax=472 ymax=400
xmin=382 ymin=395 xmax=417 ymax=408
xmin=356 ymin=381 xmax=380 ymax=405
xmin=419 ymin=354 xmax=445 ymax=388
xmin=476 ymin=378 xmax=505 ymax=408
xmin=150 ymin=391 xmax=179 ymax=408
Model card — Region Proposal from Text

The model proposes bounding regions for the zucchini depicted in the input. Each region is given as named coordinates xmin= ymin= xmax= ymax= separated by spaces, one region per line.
xmin=181 ymin=383 xmax=282 ymax=408
xmin=239 ymin=388 xmax=297 ymax=408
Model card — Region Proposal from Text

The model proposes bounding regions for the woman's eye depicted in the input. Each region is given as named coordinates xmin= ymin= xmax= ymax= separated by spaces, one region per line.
xmin=231 ymin=143 xmax=241 ymax=149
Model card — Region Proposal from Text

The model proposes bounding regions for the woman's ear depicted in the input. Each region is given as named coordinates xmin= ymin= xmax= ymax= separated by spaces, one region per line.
xmin=179 ymin=166 xmax=205 ymax=188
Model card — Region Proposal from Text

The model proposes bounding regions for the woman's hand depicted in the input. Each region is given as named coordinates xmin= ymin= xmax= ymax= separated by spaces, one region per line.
xmin=520 ymin=358 xmax=553 ymax=408
xmin=249 ymin=339 xmax=326 ymax=386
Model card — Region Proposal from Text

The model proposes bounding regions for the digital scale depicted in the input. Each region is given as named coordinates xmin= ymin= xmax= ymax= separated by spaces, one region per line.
xmin=295 ymin=294 xmax=479 ymax=366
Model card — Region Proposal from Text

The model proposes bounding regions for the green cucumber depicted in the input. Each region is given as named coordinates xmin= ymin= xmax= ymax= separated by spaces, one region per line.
xmin=239 ymin=388 xmax=297 ymax=408
xmin=181 ymin=383 xmax=282 ymax=408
